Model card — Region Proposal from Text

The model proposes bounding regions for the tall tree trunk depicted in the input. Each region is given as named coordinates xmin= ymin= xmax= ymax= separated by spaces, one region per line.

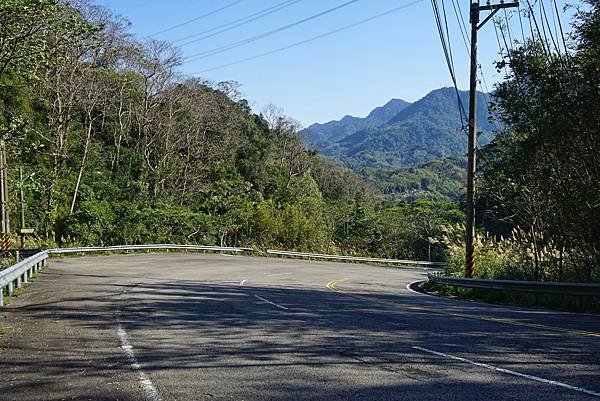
xmin=70 ymin=118 xmax=93 ymax=213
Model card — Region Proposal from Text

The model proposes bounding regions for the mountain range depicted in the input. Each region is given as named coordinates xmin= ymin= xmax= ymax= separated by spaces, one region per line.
xmin=301 ymin=87 xmax=495 ymax=169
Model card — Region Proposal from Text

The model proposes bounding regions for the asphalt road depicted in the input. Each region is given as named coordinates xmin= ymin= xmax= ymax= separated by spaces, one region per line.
xmin=1 ymin=253 xmax=599 ymax=401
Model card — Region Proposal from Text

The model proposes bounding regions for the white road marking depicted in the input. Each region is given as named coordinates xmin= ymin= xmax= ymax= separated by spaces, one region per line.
xmin=116 ymin=309 xmax=162 ymax=401
xmin=266 ymin=272 xmax=292 ymax=277
xmin=240 ymin=280 xmax=247 ymax=286
xmin=254 ymin=294 xmax=288 ymax=310
xmin=406 ymin=280 xmax=425 ymax=295
xmin=413 ymin=346 xmax=600 ymax=398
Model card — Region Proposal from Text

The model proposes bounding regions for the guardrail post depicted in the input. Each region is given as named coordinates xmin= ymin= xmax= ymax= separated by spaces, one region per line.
xmin=7 ymin=281 xmax=13 ymax=296
xmin=22 ymin=271 xmax=28 ymax=284
xmin=0 ymin=287 xmax=3 ymax=306
xmin=16 ymin=275 xmax=22 ymax=289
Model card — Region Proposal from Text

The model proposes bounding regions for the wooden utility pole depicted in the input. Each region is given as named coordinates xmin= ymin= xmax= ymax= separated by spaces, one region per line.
xmin=466 ymin=0 xmax=518 ymax=278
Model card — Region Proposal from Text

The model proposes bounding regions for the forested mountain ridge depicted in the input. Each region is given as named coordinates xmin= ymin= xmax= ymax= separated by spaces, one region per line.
xmin=362 ymin=156 xmax=467 ymax=203
xmin=301 ymin=98 xmax=410 ymax=148
xmin=309 ymin=88 xmax=494 ymax=169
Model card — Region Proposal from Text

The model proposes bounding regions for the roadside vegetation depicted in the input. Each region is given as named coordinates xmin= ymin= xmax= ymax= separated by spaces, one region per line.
xmin=423 ymin=1 xmax=600 ymax=286
xmin=477 ymin=0 xmax=600 ymax=283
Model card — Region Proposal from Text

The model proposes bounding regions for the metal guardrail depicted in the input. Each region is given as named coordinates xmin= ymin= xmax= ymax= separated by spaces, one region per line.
xmin=0 ymin=251 xmax=49 ymax=306
xmin=267 ymin=249 xmax=445 ymax=267
xmin=427 ymin=273 xmax=600 ymax=297
xmin=0 ymin=244 xmax=252 ymax=306
xmin=48 ymin=244 xmax=253 ymax=255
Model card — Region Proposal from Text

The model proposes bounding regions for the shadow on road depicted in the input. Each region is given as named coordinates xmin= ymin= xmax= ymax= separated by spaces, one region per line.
xmin=1 ymin=272 xmax=600 ymax=400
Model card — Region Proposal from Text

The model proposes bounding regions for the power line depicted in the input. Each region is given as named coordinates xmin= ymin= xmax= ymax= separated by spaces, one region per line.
xmin=540 ymin=0 xmax=562 ymax=58
xmin=441 ymin=0 xmax=455 ymax=70
xmin=525 ymin=0 xmax=551 ymax=61
xmin=448 ymin=0 xmax=497 ymax=147
xmin=491 ymin=11 xmax=511 ymax=78
xmin=503 ymin=8 xmax=515 ymax=51
xmin=193 ymin=0 xmax=425 ymax=73
xmin=176 ymin=0 xmax=303 ymax=47
xmin=450 ymin=0 xmax=470 ymax=55
xmin=183 ymin=0 xmax=363 ymax=64
xmin=517 ymin=2 xmax=527 ymax=44
xmin=553 ymin=0 xmax=569 ymax=56
xmin=150 ymin=0 xmax=247 ymax=37
xmin=537 ymin=1 xmax=555 ymax=56
xmin=431 ymin=0 xmax=467 ymax=131
xmin=442 ymin=0 xmax=502 ymax=164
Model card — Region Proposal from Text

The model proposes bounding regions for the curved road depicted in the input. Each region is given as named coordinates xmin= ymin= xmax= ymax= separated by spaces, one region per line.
xmin=1 ymin=253 xmax=599 ymax=400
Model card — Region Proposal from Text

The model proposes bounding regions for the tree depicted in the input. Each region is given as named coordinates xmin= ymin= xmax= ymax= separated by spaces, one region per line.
xmin=482 ymin=0 xmax=600 ymax=280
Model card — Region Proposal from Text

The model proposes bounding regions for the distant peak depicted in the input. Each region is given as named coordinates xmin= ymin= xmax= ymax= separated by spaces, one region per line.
xmin=385 ymin=98 xmax=408 ymax=104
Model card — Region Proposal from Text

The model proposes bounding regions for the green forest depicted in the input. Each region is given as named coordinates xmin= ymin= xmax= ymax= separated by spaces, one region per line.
xmin=0 ymin=0 xmax=598 ymax=282
xmin=0 ymin=0 xmax=463 ymax=263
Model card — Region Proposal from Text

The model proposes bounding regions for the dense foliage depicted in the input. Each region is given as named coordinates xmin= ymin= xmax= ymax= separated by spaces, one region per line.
xmin=361 ymin=156 xmax=466 ymax=203
xmin=0 ymin=0 xmax=463 ymax=262
xmin=476 ymin=1 xmax=600 ymax=282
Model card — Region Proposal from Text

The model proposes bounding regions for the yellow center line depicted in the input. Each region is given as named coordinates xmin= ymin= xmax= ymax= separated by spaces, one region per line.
xmin=326 ymin=280 xmax=600 ymax=338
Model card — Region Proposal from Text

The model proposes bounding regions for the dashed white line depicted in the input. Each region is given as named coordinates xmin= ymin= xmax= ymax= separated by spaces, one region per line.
xmin=413 ymin=346 xmax=600 ymax=398
xmin=266 ymin=272 xmax=292 ymax=277
xmin=116 ymin=309 xmax=162 ymax=401
xmin=254 ymin=294 xmax=288 ymax=310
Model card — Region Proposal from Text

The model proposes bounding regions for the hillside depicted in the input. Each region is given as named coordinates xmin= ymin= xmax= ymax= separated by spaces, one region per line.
xmin=0 ymin=0 xmax=469 ymax=263
xmin=309 ymin=88 xmax=494 ymax=168
xmin=301 ymin=98 xmax=410 ymax=148
xmin=361 ymin=156 xmax=467 ymax=203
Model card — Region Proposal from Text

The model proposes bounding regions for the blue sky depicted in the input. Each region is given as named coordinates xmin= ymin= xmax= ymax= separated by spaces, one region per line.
xmin=99 ymin=0 xmax=574 ymax=126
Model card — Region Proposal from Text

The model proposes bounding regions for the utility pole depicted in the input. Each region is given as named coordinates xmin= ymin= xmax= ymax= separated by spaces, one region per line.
xmin=466 ymin=0 xmax=518 ymax=278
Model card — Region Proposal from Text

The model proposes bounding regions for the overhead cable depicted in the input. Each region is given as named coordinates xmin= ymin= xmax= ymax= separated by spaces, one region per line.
xmin=431 ymin=0 xmax=467 ymax=131
xmin=194 ymin=0 xmax=425 ymax=73
xmin=183 ymin=0 xmax=363 ymax=63
xmin=176 ymin=0 xmax=303 ymax=47
xmin=150 ymin=0 xmax=247 ymax=37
